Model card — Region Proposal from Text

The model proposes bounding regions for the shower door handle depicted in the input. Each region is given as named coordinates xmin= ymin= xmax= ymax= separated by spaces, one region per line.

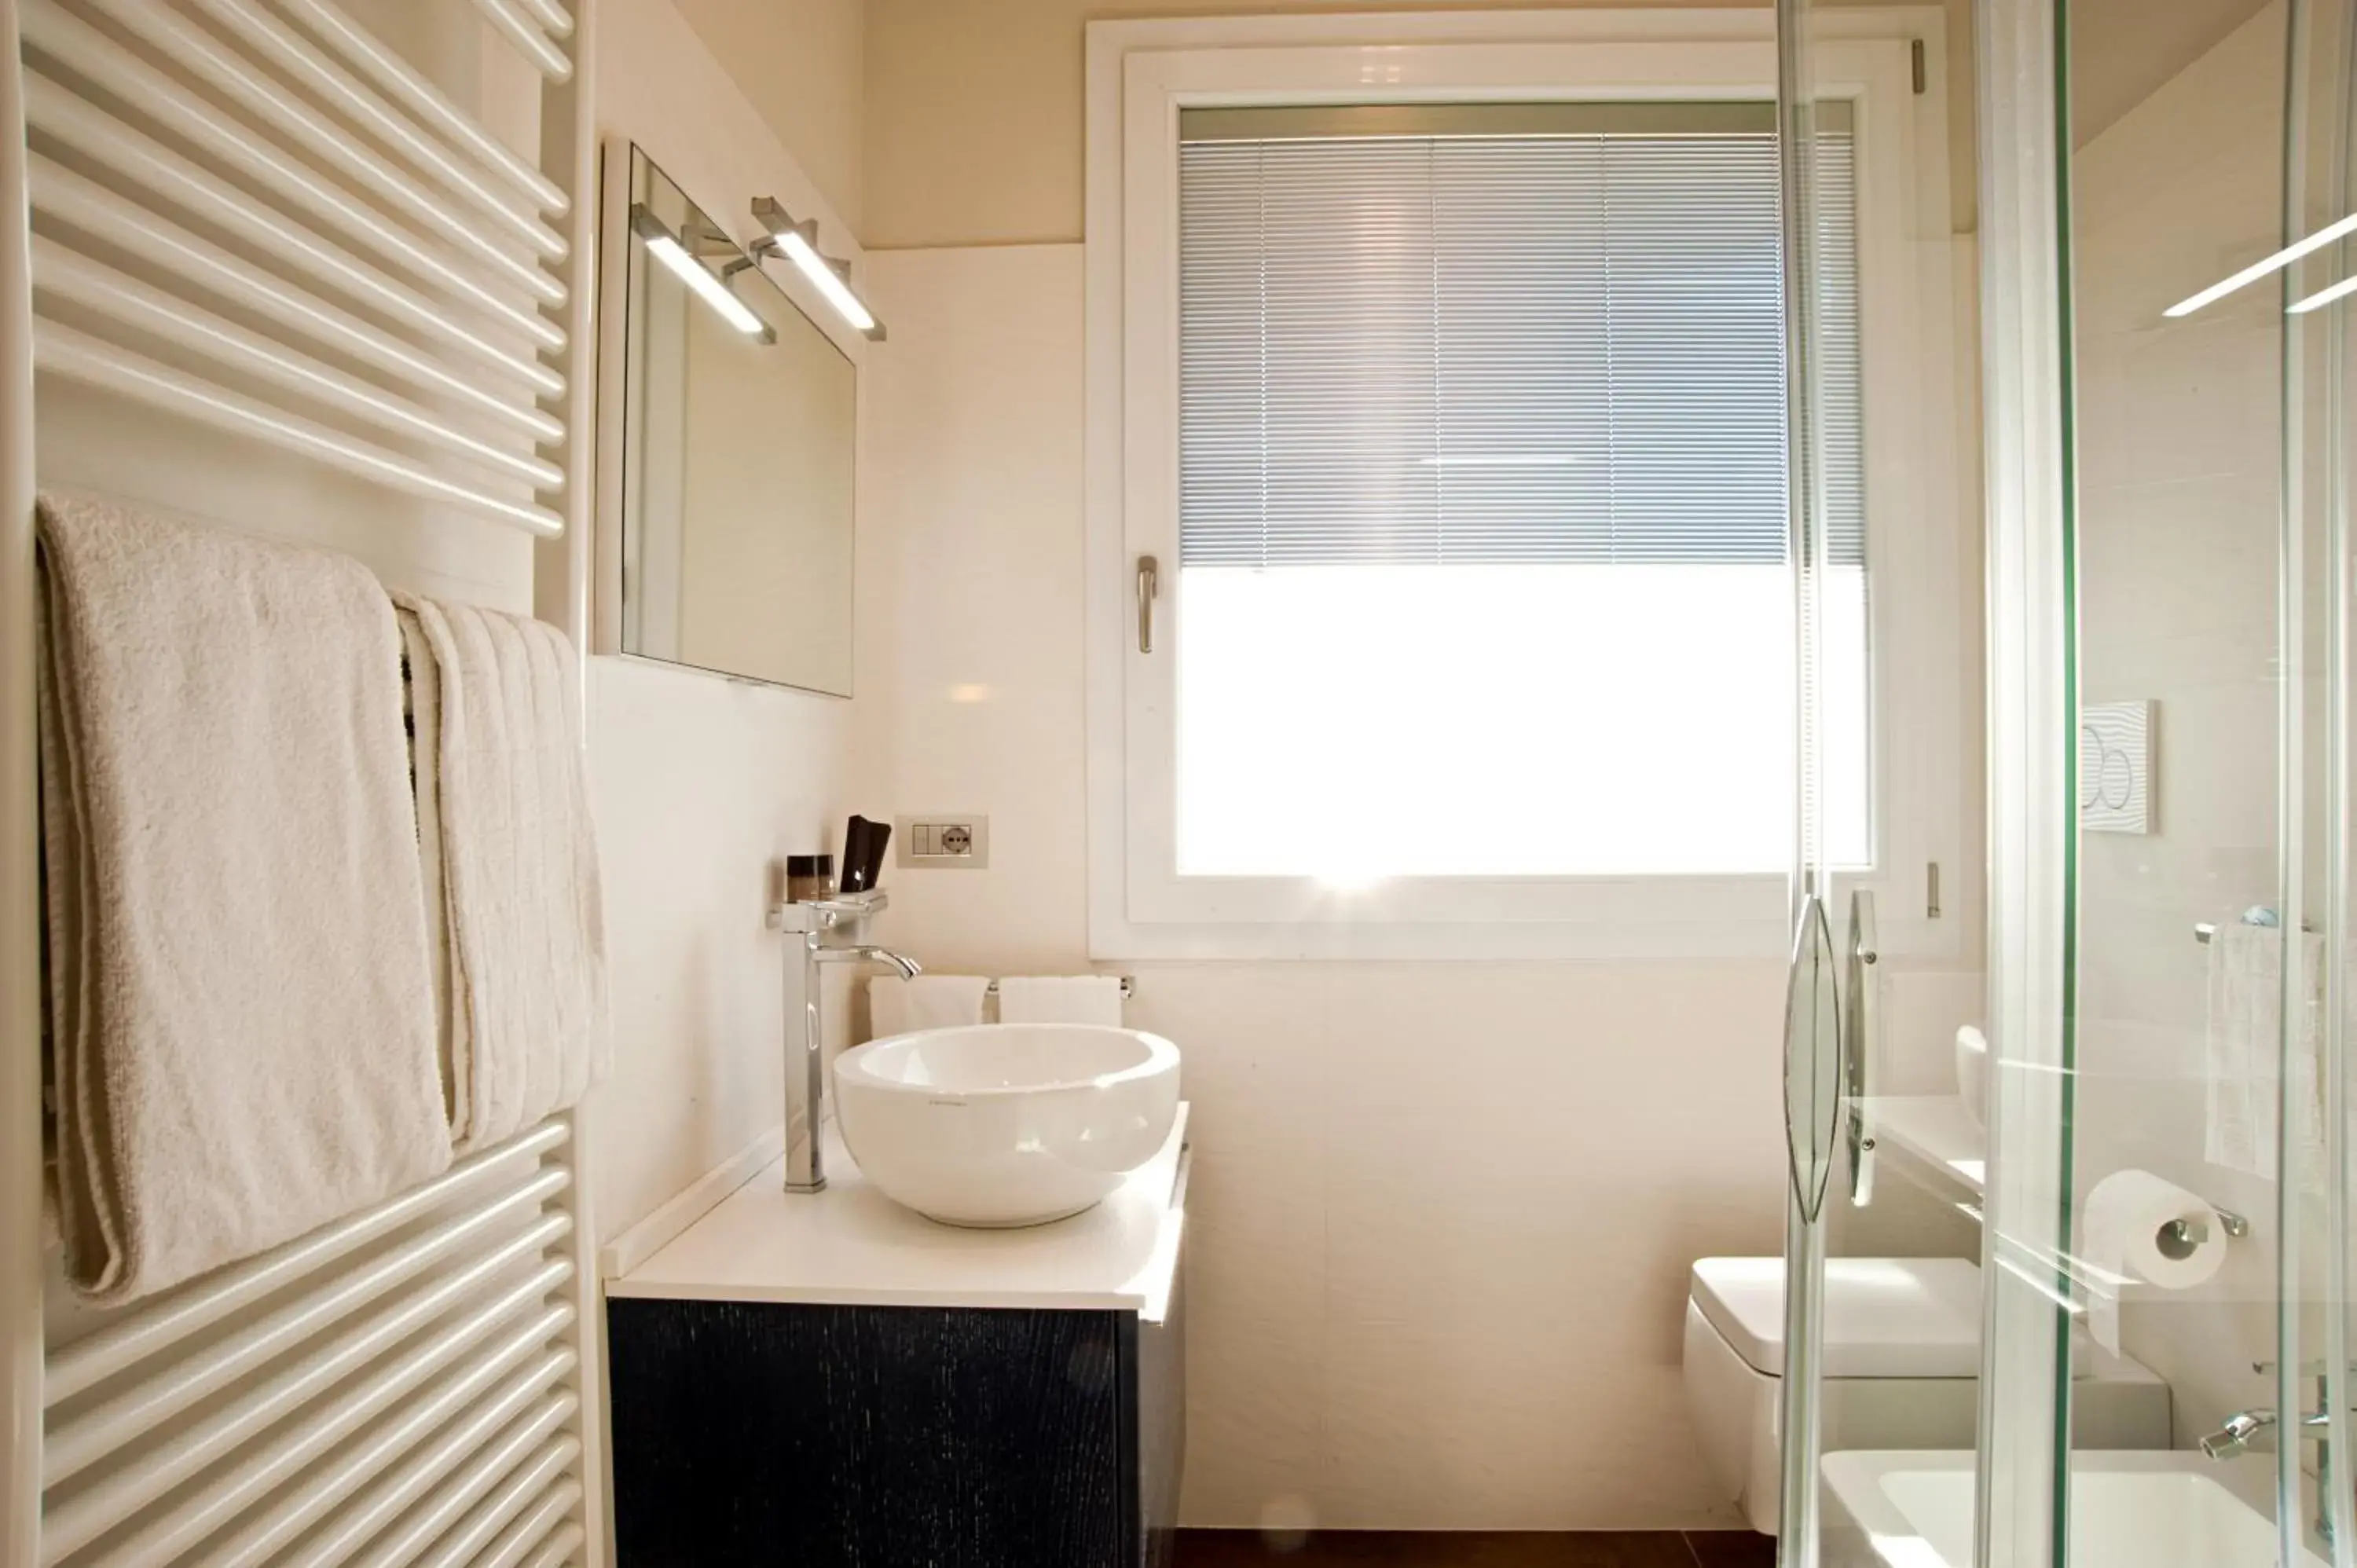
xmin=1846 ymin=889 xmax=1879 ymax=1207
xmin=1782 ymin=891 xmax=1842 ymax=1225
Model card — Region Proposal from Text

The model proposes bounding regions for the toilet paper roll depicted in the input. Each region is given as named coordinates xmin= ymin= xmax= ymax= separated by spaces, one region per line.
xmin=2082 ymin=1169 xmax=2231 ymax=1354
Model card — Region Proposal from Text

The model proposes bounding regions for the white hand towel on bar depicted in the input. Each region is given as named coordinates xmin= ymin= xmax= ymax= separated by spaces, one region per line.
xmin=2205 ymin=919 xmax=2326 ymax=1181
xmin=397 ymin=592 xmax=607 ymax=1153
xmin=868 ymin=975 xmax=989 ymax=1039
xmin=35 ymin=493 xmax=449 ymax=1303
xmin=995 ymin=975 xmax=1125 ymax=1026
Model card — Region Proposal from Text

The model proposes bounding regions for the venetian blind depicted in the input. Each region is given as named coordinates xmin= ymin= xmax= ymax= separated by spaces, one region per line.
xmin=1176 ymin=104 xmax=1863 ymax=570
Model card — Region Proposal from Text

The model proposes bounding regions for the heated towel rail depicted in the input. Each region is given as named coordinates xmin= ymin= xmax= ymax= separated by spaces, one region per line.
xmin=0 ymin=0 xmax=603 ymax=1563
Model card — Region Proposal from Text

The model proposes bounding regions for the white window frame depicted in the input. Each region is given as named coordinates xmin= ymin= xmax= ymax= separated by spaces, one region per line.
xmin=1084 ymin=9 xmax=1965 ymax=961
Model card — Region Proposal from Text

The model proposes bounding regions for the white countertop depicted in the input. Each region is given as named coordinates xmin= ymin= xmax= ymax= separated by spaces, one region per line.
xmin=1864 ymin=1094 xmax=1986 ymax=1198
xmin=608 ymin=1104 xmax=1190 ymax=1315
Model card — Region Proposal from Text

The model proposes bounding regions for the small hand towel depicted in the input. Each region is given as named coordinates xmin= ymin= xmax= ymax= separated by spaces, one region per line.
xmin=2205 ymin=920 xmax=2326 ymax=1181
xmin=994 ymin=975 xmax=1125 ymax=1027
xmin=36 ymin=493 xmax=449 ymax=1303
xmin=868 ymin=975 xmax=990 ymax=1039
xmin=396 ymin=593 xmax=607 ymax=1153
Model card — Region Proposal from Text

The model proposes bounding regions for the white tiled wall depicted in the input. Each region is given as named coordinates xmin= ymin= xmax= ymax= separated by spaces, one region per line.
xmin=853 ymin=242 xmax=1984 ymax=1529
xmin=2069 ymin=0 xmax=2289 ymax=1450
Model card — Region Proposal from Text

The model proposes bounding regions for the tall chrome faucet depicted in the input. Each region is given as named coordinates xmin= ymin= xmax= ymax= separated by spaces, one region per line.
xmin=767 ymin=892 xmax=921 ymax=1193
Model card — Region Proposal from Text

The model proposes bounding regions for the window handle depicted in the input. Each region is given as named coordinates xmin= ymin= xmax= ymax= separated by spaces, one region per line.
xmin=1846 ymin=888 xmax=1878 ymax=1207
xmin=1137 ymin=554 xmax=1160 ymax=654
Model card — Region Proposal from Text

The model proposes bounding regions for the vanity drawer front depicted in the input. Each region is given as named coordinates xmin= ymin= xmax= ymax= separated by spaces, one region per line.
xmin=608 ymin=1299 xmax=1129 ymax=1566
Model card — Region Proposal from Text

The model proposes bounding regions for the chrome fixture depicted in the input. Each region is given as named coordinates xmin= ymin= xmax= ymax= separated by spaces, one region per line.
xmin=2195 ymin=1408 xmax=2278 ymax=1460
xmin=983 ymin=976 xmax=1138 ymax=1000
xmin=750 ymin=196 xmax=885 ymax=339
xmin=2194 ymin=906 xmax=2310 ymax=943
xmin=825 ymin=945 xmax=922 ymax=982
xmin=766 ymin=891 xmax=920 ymax=1192
xmin=2200 ymin=1361 xmax=2357 ymax=1544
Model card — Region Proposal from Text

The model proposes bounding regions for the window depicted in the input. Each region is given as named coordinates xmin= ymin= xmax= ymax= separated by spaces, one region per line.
xmin=1087 ymin=17 xmax=1962 ymax=958
xmin=1175 ymin=103 xmax=1866 ymax=879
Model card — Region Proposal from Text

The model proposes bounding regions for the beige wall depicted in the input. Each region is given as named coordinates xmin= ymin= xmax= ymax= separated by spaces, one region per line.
xmin=861 ymin=0 xmax=1978 ymax=249
xmin=670 ymin=0 xmax=867 ymax=229
xmin=2068 ymin=0 xmax=2271 ymax=147
xmin=588 ymin=0 xmax=866 ymax=1244
xmin=2068 ymin=2 xmax=2290 ymax=1456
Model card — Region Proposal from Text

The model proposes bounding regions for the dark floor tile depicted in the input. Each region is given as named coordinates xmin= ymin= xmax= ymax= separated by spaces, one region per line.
xmin=1680 ymin=1530 xmax=1776 ymax=1568
xmin=1172 ymin=1531 xmax=1703 ymax=1567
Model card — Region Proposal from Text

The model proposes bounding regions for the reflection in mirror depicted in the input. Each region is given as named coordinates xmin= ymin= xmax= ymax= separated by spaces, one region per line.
xmin=619 ymin=145 xmax=856 ymax=695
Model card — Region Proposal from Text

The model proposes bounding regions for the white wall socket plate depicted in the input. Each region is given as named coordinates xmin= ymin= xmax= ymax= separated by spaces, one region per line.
xmin=896 ymin=814 xmax=989 ymax=870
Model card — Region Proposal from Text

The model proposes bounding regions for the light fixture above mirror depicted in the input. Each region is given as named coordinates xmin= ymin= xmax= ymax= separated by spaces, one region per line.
xmin=629 ymin=207 xmax=773 ymax=341
xmin=751 ymin=196 xmax=885 ymax=340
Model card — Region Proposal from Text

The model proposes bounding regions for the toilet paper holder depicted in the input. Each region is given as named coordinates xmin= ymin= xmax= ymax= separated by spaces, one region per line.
xmin=2161 ymin=1207 xmax=2250 ymax=1257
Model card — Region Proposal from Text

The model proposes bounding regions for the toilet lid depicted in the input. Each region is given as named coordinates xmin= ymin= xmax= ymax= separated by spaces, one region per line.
xmin=1691 ymin=1257 xmax=1985 ymax=1379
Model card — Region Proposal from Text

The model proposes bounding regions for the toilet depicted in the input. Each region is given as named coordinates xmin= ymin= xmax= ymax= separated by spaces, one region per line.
xmin=1681 ymin=1256 xmax=2175 ymax=1533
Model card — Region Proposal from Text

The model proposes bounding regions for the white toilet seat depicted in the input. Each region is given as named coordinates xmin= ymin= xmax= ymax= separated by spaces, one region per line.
xmin=1692 ymin=1256 xmax=1992 ymax=1379
xmin=1681 ymin=1256 xmax=2171 ymax=1535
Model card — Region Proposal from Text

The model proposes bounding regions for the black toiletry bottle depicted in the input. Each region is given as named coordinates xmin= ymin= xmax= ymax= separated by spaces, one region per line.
xmin=838 ymin=816 xmax=894 ymax=892
xmin=839 ymin=817 xmax=876 ymax=892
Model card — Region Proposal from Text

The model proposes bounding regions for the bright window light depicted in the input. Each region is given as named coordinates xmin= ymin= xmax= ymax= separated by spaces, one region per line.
xmin=1174 ymin=563 xmax=1870 ymax=877
xmin=643 ymin=232 xmax=768 ymax=337
xmin=775 ymin=228 xmax=878 ymax=335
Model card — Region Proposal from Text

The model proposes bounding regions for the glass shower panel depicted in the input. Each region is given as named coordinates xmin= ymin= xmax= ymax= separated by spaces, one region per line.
xmin=2285 ymin=2 xmax=2357 ymax=1559
xmin=2048 ymin=0 xmax=2357 ymax=1561
xmin=1772 ymin=5 xmax=1988 ymax=1563
xmin=2059 ymin=0 xmax=2289 ymax=1537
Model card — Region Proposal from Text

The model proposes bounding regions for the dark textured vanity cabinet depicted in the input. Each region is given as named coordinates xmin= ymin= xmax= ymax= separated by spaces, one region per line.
xmin=602 ymin=1122 xmax=1191 ymax=1568
xmin=607 ymin=1280 xmax=1185 ymax=1566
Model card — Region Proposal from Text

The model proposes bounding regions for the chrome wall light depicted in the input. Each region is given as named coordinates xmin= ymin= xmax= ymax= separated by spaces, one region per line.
xmin=751 ymin=196 xmax=885 ymax=340
xmin=630 ymin=205 xmax=774 ymax=342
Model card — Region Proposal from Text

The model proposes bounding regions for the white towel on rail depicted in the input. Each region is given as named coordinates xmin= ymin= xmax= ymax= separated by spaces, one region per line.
xmin=2205 ymin=919 xmax=2326 ymax=1181
xmin=396 ymin=592 xmax=606 ymax=1152
xmin=994 ymin=975 xmax=1125 ymax=1027
xmin=868 ymin=974 xmax=988 ymax=1039
xmin=35 ymin=492 xmax=449 ymax=1304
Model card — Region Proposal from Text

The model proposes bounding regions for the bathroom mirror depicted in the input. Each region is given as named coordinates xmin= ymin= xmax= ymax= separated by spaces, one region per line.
xmin=615 ymin=145 xmax=856 ymax=695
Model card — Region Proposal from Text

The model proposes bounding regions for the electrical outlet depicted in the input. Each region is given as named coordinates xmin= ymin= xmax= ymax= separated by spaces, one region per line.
xmin=896 ymin=814 xmax=989 ymax=870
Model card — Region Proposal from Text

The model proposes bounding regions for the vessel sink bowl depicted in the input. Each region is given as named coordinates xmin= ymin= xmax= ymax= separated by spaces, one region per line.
xmin=834 ymin=1023 xmax=1181 ymax=1228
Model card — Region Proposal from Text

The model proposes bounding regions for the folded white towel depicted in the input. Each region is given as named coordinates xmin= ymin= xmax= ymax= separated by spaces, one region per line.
xmin=868 ymin=974 xmax=990 ymax=1039
xmin=37 ymin=493 xmax=449 ymax=1302
xmin=397 ymin=593 xmax=607 ymax=1152
xmin=2205 ymin=920 xmax=2326 ymax=1181
xmin=995 ymin=975 xmax=1125 ymax=1027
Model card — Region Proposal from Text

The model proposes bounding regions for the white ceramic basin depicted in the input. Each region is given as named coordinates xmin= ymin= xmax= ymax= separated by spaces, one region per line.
xmin=834 ymin=1024 xmax=1181 ymax=1228
xmin=1823 ymin=1449 xmax=2329 ymax=1568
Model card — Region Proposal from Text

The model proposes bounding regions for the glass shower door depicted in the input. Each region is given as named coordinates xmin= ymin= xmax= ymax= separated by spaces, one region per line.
xmin=1974 ymin=0 xmax=2357 ymax=1563
xmin=1772 ymin=1 xmax=1904 ymax=1561
xmin=1769 ymin=0 xmax=1838 ymax=1546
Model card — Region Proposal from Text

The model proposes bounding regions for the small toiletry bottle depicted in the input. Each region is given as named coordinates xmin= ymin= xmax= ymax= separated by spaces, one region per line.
xmin=787 ymin=854 xmax=835 ymax=903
